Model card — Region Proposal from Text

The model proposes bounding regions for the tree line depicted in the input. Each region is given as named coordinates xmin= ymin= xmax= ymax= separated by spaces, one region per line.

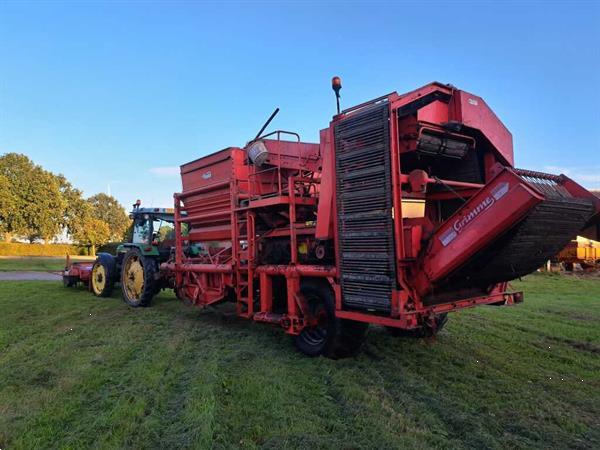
xmin=0 ymin=153 xmax=130 ymax=254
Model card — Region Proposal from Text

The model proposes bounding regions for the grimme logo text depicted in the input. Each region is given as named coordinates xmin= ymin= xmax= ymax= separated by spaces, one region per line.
xmin=453 ymin=196 xmax=494 ymax=233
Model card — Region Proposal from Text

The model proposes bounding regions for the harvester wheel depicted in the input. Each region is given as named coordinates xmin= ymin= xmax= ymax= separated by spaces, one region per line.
xmin=91 ymin=259 xmax=114 ymax=297
xmin=120 ymin=249 xmax=157 ymax=307
xmin=386 ymin=313 xmax=448 ymax=338
xmin=294 ymin=280 xmax=368 ymax=359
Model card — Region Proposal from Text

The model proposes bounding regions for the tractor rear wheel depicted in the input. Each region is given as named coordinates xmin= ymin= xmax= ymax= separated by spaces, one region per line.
xmin=386 ymin=313 xmax=448 ymax=338
xmin=120 ymin=249 xmax=157 ymax=307
xmin=294 ymin=280 xmax=368 ymax=359
xmin=91 ymin=259 xmax=114 ymax=297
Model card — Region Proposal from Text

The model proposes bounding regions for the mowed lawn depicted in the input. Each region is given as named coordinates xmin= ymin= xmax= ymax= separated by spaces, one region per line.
xmin=0 ymin=275 xmax=598 ymax=449
xmin=0 ymin=256 xmax=94 ymax=272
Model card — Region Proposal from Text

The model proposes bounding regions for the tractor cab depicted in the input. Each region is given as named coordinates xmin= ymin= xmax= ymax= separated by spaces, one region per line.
xmin=126 ymin=202 xmax=176 ymax=258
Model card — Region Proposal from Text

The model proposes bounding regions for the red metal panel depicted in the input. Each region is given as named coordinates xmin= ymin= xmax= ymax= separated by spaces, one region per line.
xmin=179 ymin=148 xmax=248 ymax=243
xmin=415 ymin=169 xmax=544 ymax=294
xmin=450 ymin=90 xmax=514 ymax=166
xmin=65 ymin=262 xmax=93 ymax=282
xmin=260 ymin=140 xmax=321 ymax=171
xmin=315 ymin=128 xmax=334 ymax=240
xmin=417 ymin=99 xmax=449 ymax=124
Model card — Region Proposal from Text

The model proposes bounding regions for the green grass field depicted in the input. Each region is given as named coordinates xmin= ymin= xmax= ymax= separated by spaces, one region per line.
xmin=0 ymin=256 xmax=94 ymax=272
xmin=0 ymin=274 xmax=598 ymax=449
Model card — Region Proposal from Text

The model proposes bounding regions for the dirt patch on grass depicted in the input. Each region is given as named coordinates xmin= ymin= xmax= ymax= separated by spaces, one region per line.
xmin=29 ymin=369 xmax=56 ymax=387
xmin=539 ymin=309 xmax=597 ymax=322
xmin=547 ymin=336 xmax=600 ymax=354
xmin=569 ymin=341 xmax=600 ymax=354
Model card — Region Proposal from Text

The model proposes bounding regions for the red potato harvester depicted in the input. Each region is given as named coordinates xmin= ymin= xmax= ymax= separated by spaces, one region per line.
xmin=135 ymin=79 xmax=599 ymax=358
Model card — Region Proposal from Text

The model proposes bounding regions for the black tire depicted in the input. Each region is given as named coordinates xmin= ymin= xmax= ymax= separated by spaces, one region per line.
xmin=90 ymin=257 xmax=115 ymax=297
xmin=63 ymin=275 xmax=76 ymax=287
xmin=120 ymin=249 xmax=157 ymax=307
xmin=294 ymin=280 xmax=369 ymax=359
xmin=386 ymin=313 xmax=448 ymax=338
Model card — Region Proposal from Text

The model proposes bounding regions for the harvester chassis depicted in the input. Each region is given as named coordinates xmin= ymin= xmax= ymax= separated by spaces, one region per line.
xmin=157 ymin=81 xmax=598 ymax=357
xmin=66 ymin=81 xmax=600 ymax=358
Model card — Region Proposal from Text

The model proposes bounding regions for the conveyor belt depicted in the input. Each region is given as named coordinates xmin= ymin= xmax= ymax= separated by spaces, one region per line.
xmin=335 ymin=102 xmax=395 ymax=313
xmin=425 ymin=196 xmax=595 ymax=305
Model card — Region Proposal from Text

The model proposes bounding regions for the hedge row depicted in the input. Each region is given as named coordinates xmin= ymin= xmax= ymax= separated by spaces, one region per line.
xmin=0 ymin=242 xmax=90 ymax=256
xmin=97 ymin=242 xmax=121 ymax=255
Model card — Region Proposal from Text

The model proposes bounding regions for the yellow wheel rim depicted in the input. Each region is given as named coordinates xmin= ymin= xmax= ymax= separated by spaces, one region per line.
xmin=123 ymin=255 xmax=144 ymax=302
xmin=91 ymin=264 xmax=106 ymax=295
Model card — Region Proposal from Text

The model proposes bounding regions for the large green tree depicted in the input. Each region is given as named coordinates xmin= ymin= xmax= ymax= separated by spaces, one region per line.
xmin=0 ymin=174 xmax=17 ymax=238
xmin=71 ymin=216 xmax=111 ymax=256
xmin=0 ymin=153 xmax=132 ymax=246
xmin=87 ymin=193 xmax=130 ymax=242
xmin=56 ymin=174 xmax=90 ymax=237
xmin=0 ymin=153 xmax=66 ymax=242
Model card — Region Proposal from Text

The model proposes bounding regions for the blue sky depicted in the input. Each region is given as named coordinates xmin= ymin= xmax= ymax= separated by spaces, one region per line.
xmin=1 ymin=1 xmax=599 ymax=208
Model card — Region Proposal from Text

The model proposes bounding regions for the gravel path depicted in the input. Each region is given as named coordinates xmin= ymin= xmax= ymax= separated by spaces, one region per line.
xmin=0 ymin=271 xmax=62 ymax=281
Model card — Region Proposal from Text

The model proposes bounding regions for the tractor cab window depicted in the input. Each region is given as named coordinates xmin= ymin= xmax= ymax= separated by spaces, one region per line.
xmin=153 ymin=218 xmax=175 ymax=244
xmin=132 ymin=217 xmax=151 ymax=244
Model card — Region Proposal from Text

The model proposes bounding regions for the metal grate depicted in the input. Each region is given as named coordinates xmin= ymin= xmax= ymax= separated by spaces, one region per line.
xmin=334 ymin=103 xmax=395 ymax=313
xmin=514 ymin=168 xmax=571 ymax=199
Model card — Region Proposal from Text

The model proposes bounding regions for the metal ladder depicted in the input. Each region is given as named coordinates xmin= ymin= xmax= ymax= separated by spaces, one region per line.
xmin=234 ymin=209 xmax=255 ymax=318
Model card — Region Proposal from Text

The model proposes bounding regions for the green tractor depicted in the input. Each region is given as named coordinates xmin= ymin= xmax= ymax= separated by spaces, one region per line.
xmin=89 ymin=201 xmax=176 ymax=307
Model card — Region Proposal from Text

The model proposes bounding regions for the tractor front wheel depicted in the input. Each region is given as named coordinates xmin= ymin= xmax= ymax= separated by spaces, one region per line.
xmin=120 ymin=249 xmax=157 ymax=307
xmin=91 ymin=259 xmax=114 ymax=297
xmin=294 ymin=280 xmax=368 ymax=359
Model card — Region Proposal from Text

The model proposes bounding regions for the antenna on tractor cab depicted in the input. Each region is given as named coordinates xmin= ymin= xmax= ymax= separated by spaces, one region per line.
xmin=332 ymin=76 xmax=342 ymax=114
